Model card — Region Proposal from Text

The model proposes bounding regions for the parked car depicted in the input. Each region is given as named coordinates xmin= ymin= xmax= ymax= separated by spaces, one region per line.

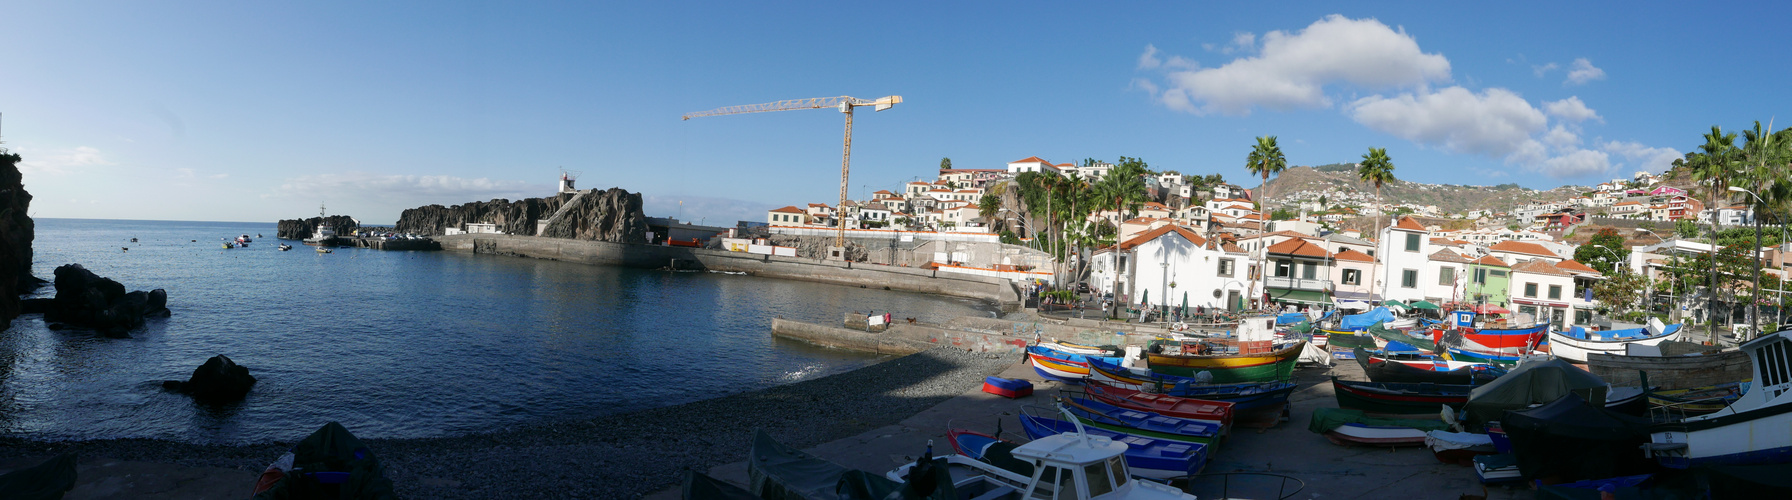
xmin=1076 ymin=282 xmax=1091 ymax=293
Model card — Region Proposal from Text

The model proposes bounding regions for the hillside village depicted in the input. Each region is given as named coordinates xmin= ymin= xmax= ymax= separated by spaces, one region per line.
xmin=753 ymin=156 xmax=1777 ymax=333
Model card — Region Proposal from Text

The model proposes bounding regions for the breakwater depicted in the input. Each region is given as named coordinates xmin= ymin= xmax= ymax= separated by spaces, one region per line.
xmin=436 ymin=233 xmax=1025 ymax=310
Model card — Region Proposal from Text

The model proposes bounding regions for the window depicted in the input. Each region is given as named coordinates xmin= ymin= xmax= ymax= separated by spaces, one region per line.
xmin=1030 ymin=466 xmax=1061 ymax=499
xmin=1248 ymin=264 xmax=1260 ymax=280
xmin=1525 ymin=283 xmax=1538 ymax=298
xmin=1274 ymin=261 xmax=1292 ymax=278
xmin=1548 ymin=284 xmax=1562 ymax=300
xmin=1218 ymin=259 xmax=1234 ymax=277
xmin=1519 ymin=304 xmax=1537 ymax=317
xmin=1575 ymin=309 xmax=1592 ymax=325
xmin=1402 ymin=269 xmax=1418 ymax=288
xmin=1439 ymin=268 xmax=1456 ymax=286
xmin=1492 ymin=270 xmax=1508 ymax=277
xmin=1405 ymin=233 xmax=1421 ymax=252
xmin=1343 ymin=269 xmax=1361 ymax=285
xmin=1302 ymin=263 xmax=1317 ymax=280
xmin=1473 ymin=268 xmax=1488 ymax=285
xmin=1551 ymin=308 xmax=1566 ymax=328
xmin=1084 ymin=462 xmax=1115 ymax=497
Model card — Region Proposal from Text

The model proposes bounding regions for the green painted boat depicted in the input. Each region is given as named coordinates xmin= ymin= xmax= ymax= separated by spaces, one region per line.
xmin=1326 ymin=331 xmax=1378 ymax=349
xmin=1146 ymin=341 xmax=1303 ymax=382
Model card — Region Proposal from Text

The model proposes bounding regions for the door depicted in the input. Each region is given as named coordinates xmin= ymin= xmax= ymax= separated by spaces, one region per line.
xmin=1228 ymin=290 xmax=1242 ymax=312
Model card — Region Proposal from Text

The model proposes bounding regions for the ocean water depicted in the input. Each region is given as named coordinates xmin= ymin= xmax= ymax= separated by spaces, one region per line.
xmin=0 ymin=219 xmax=999 ymax=444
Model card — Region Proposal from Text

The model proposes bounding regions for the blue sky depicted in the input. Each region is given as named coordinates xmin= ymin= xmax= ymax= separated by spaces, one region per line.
xmin=3 ymin=2 xmax=1787 ymax=224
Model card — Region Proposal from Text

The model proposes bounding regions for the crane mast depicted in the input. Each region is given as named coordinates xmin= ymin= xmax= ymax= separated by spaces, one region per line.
xmin=683 ymin=95 xmax=902 ymax=254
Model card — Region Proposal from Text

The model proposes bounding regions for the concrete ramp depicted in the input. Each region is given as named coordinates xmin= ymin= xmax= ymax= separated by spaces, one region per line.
xmin=536 ymin=190 xmax=588 ymax=235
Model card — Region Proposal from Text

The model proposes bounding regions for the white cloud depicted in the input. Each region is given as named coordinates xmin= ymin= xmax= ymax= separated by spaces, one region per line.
xmin=1222 ymin=32 xmax=1256 ymax=54
xmin=1531 ymin=62 xmax=1559 ymax=77
xmin=268 ymin=172 xmax=548 ymax=204
xmin=1347 ymin=86 xmax=1546 ymax=157
xmin=1543 ymin=149 xmax=1611 ymax=177
xmin=1542 ymin=124 xmax=1581 ymax=150
xmin=15 ymin=146 xmax=113 ymax=175
xmin=1543 ymin=96 xmax=1602 ymax=123
xmin=176 ymin=168 xmax=196 ymax=178
xmin=1565 ymin=58 xmax=1605 ymax=85
xmin=1138 ymin=15 xmax=1452 ymax=115
xmin=1602 ymin=140 xmax=1683 ymax=174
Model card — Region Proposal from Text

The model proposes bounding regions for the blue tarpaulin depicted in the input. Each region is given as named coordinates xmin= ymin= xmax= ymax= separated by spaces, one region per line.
xmin=1277 ymin=312 xmax=1308 ymax=325
xmin=1341 ymin=307 xmax=1396 ymax=330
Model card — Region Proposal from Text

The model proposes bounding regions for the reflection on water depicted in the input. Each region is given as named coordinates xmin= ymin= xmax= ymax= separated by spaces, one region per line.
xmin=0 ymin=219 xmax=999 ymax=443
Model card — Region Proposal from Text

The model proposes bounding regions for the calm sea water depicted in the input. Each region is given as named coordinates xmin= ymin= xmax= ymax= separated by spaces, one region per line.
xmin=0 ymin=219 xmax=999 ymax=444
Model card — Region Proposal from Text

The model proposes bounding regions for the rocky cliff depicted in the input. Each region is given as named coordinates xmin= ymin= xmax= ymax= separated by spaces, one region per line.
xmin=394 ymin=197 xmax=564 ymax=236
xmin=0 ymin=149 xmax=35 ymax=330
xmin=538 ymin=188 xmax=648 ymax=244
xmin=397 ymin=188 xmax=648 ymax=244
xmin=276 ymin=216 xmax=360 ymax=240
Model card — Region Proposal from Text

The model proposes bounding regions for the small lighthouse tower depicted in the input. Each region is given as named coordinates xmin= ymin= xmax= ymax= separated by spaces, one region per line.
xmin=558 ymin=168 xmax=581 ymax=194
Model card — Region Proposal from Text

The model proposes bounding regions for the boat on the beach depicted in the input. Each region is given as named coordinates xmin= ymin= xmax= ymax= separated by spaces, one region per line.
xmin=1647 ymin=381 xmax=1749 ymax=416
xmin=921 ymin=425 xmax=1199 ymax=499
xmin=1043 ymin=340 xmax=1122 ymax=357
xmin=1026 ymin=345 xmax=1119 ymax=383
xmin=1017 ymin=406 xmax=1210 ymax=480
xmin=1144 ymin=340 xmax=1305 ymax=382
xmin=1307 ymin=408 xmax=1449 ymax=447
xmin=1083 ymin=380 xmax=1284 ymax=430
xmin=1425 ymin=430 xmax=1498 ymax=465
xmin=1353 ymin=347 xmax=1505 ymax=385
xmin=1546 ymin=320 xmax=1685 ymax=363
xmin=1432 ymin=321 xmax=1549 ymax=351
xmin=1056 ymin=394 xmax=1227 ymax=445
xmin=1330 ymin=377 xmax=1473 ymax=417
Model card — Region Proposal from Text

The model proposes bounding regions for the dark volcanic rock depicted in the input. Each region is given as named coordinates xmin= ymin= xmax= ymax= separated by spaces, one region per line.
xmin=276 ymin=215 xmax=359 ymax=240
xmin=538 ymin=188 xmax=648 ymax=244
xmin=41 ymin=264 xmax=170 ymax=335
xmin=0 ymin=149 xmax=34 ymax=330
xmin=395 ymin=197 xmax=564 ymax=236
xmin=163 ymin=355 xmax=257 ymax=401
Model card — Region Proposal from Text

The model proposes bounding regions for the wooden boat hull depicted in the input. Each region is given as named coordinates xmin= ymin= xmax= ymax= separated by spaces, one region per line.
xmin=1059 ymin=396 xmax=1224 ymax=446
xmin=1145 ymin=341 xmax=1304 ymax=382
xmin=1026 ymin=345 xmax=1119 ymax=383
xmin=1324 ymin=424 xmax=1429 ymax=447
xmin=1546 ymin=325 xmax=1684 ymax=363
xmin=1331 ymin=378 xmax=1472 ymax=417
xmin=1086 ymin=358 xmax=1295 ymax=414
xmin=981 ymin=376 xmax=1032 ymax=398
xmin=1435 ymin=323 xmax=1549 ymax=350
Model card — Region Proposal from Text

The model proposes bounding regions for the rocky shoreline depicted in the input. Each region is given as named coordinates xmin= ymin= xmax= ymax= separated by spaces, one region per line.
xmin=0 ymin=346 xmax=1015 ymax=498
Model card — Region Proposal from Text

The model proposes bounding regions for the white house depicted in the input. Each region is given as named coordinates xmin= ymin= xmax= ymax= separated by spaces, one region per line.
xmin=1007 ymin=156 xmax=1063 ymax=176
xmin=1508 ymin=259 xmax=1582 ymax=328
xmin=767 ymin=205 xmax=807 ymax=225
xmin=1119 ymin=225 xmax=1253 ymax=312
xmin=1378 ymin=216 xmax=1434 ymax=303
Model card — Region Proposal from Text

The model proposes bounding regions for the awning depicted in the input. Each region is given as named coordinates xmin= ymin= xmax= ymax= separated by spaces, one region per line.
xmin=1332 ymin=290 xmax=1383 ymax=302
xmin=1267 ymin=288 xmax=1329 ymax=305
xmin=1409 ymin=300 xmax=1441 ymax=310
xmin=1335 ymin=300 xmax=1371 ymax=311
xmin=1511 ymin=298 xmax=1569 ymax=308
xmin=1383 ymin=299 xmax=1408 ymax=308
xmin=1472 ymin=304 xmax=1512 ymax=314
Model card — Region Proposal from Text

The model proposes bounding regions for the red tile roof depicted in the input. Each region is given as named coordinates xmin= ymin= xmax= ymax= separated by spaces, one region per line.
xmin=1470 ymin=255 xmax=1510 ymax=267
xmin=1117 ymin=225 xmax=1207 ymax=251
xmin=1011 ymin=156 xmax=1050 ymax=164
xmin=1333 ymin=248 xmax=1376 ymax=262
xmin=1265 ymin=238 xmax=1331 ymax=258
xmin=1554 ymin=259 xmax=1602 ymax=275
xmin=1428 ymin=249 xmax=1471 ymax=263
xmin=1511 ymin=259 xmax=1569 ymax=276
xmin=1393 ymin=215 xmax=1425 ymax=231
xmin=1488 ymin=240 xmax=1560 ymax=258
xmin=770 ymin=206 xmax=804 ymax=214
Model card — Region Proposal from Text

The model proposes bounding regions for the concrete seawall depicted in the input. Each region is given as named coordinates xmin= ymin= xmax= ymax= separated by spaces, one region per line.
xmin=771 ymin=318 xmax=1034 ymax=356
xmin=435 ymin=234 xmax=1023 ymax=311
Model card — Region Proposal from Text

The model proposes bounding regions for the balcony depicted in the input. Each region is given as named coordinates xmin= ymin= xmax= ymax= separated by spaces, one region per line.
xmin=1266 ymin=276 xmax=1333 ymax=292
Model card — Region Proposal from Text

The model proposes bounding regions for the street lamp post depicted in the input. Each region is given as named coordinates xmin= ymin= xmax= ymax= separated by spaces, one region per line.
xmin=1730 ymin=186 xmax=1766 ymax=340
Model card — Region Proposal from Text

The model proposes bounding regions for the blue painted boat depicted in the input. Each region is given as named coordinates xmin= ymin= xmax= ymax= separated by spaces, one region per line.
xmin=1025 ymin=345 xmax=1122 ymax=383
xmin=1058 ymin=393 xmax=1227 ymax=444
xmin=1086 ymin=357 xmax=1295 ymax=412
xmin=1018 ymin=408 xmax=1208 ymax=480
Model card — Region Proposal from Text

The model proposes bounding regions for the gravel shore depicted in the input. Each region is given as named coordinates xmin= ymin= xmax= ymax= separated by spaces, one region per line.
xmin=0 ymin=346 xmax=1017 ymax=498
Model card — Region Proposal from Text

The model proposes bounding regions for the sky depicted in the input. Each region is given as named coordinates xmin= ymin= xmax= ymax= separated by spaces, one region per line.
xmin=3 ymin=2 xmax=1788 ymax=225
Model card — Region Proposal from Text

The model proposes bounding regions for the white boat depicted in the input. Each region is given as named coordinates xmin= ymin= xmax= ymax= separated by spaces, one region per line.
xmin=1645 ymin=327 xmax=1792 ymax=468
xmin=887 ymin=408 xmax=1198 ymax=500
xmin=1547 ymin=319 xmax=1684 ymax=363
xmin=304 ymin=203 xmax=338 ymax=247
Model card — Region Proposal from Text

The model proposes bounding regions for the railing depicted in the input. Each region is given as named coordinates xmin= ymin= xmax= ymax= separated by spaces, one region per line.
xmin=1265 ymin=276 xmax=1332 ymax=291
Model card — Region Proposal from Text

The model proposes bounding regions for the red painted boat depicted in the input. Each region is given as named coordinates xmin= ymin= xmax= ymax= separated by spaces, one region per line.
xmin=1429 ymin=323 xmax=1548 ymax=350
xmin=1082 ymin=381 xmax=1239 ymax=429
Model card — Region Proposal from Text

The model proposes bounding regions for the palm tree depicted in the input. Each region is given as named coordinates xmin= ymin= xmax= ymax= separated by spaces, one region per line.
xmin=1689 ymin=126 xmax=1739 ymax=342
xmin=1357 ymin=148 xmax=1397 ymax=303
xmin=1094 ymin=157 xmax=1149 ymax=314
xmin=1740 ymin=121 xmax=1789 ymax=336
xmin=1245 ymin=136 xmax=1287 ymax=310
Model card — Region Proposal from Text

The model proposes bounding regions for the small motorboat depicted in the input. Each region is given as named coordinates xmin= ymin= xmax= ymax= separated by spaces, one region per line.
xmin=236 ymin=234 xmax=252 ymax=244
xmin=278 ymin=244 xmax=293 ymax=251
xmin=1309 ymin=408 xmax=1447 ymax=448
xmin=222 ymin=242 xmax=235 ymax=249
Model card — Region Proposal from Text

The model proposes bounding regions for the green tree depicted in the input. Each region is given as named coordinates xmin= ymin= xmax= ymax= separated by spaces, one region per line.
xmin=1093 ymin=157 xmax=1149 ymax=302
xmin=1675 ymin=219 xmax=1700 ymax=239
xmin=1246 ymin=136 xmax=1287 ymax=306
xmin=1270 ymin=208 xmax=1297 ymax=221
xmin=1739 ymin=121 xmax=1790 ymax=332
xmin=939 ymin=157 xmax=952 ymax=170
xmin=1357 ymin=147 xmax=1398 ymax=298
xmin=1593 ymin=269 xmax=1647 ymax=315
xmin=978 ymin=193 xmax=1003 ymax=232
xmin=1685 ymin=126 xmax=1740 ymax=341
xmin=1574 ymin=227 xmax=1630 ymax=275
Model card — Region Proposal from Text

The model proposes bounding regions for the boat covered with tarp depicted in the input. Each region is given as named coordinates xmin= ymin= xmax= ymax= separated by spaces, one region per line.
xmin=1461 ymin=358 xmax=1608 ymax=428
xmin=1503 ymin=393 xmax=1657 ymax=483
xmin=250 ymin=422 xmax=397 ymax=500
xmin=1307 ymin=407 xmax=1449 ymax=447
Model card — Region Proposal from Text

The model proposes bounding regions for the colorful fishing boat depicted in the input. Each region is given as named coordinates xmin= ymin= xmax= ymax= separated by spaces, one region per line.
xmin=1057 ymin=394 xmax=1226 ymax=445
xmin=1647 ymin=329 xmax=1792 ymax=469
xmin=1431 ymin=322 xmax=1549 ymax=350
xmin=1084 ymin=360 xmax=1293 ymax=411
xmin=1354 ymin=347 xmax=1505 ymax=385
xmin=1308 ymin=407 xmax=1449 ymax=447
xmin=1044 ymin=341 xmax=1122 ymax=356
xmin=1018 ymin=407 xmax=1209 ymax=479
xmin=1144 ymin=340 xmax=1304 ymax=382
xmin=1546 ymin=322 xmax=1685 ymax=363
xmin=931 ymin=426 xmax=1199 ymax=499
xmin=1324 ymin=330 xmax=1379 ymax=349
xmin=1331 ymin=378 xmax=1474 ymax=417
xmin=1084 ymin=381 xmax=1282 ymax=430
xmin=1027 ymin=345 xmax=1120 ymax=383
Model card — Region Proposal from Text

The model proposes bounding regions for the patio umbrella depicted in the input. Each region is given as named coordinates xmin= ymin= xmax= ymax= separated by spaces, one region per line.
xmin=1410 ymin=300 xmax=1441 ymax=310
xmin=1141 ymin=289 xmax=1149 ymax=307
xmin=1384 ymin=299 xmax=1408 ymax=309
xmin=1472 ymin=304 xmax=1511 ymax=314
xmin=1181 ymin=292 xmax=1188 ymax=317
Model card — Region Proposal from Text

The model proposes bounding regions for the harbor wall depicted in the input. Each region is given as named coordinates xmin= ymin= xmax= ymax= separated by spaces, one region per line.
xmin=770 ymin=318 xmax=1033 ymax=356
xmin=436 ymin=234 xmax=1023 ymax=311
xmin=1586 ymin=349 xmax=1754 ymax=390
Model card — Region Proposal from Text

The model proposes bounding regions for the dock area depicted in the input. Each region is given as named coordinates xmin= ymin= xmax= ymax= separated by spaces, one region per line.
xmin=327 ymin=236 xmax=441 ymax=251
xmin=647 ymin=344 xmax=1525 ymax=499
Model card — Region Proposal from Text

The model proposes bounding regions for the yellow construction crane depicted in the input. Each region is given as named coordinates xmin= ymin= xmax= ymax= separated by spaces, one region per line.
xmin=683 ymin=95 xmax=902 ymax=254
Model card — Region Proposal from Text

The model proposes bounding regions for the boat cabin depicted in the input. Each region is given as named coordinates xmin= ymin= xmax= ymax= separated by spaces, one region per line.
xmin=1008 ymin=433 xmax=1134 ymax=499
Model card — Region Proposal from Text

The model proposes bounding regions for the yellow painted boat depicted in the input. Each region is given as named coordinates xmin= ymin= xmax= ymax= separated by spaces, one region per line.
xmin=1145 ymin=341 xmax=1305 ymax=382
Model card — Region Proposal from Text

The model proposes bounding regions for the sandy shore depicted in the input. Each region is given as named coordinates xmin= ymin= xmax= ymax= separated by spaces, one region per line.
xmin=0 ymin=346 xmax=1014 ymax=499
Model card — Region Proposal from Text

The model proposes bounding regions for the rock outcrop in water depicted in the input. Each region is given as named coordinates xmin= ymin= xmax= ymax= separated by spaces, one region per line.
xmin=276 ymin=215 xmax=359 ymax=240
xmin=39 ymin=263 xmax=170 ymax=337
xmin=396 ymin=187 xmax=649 ymax=244
xmin=538 ymin=188 xmax=648 ymax=243
xmin=162 ymin=355 xmax=257 ymax=401
xmin=0 ymin=149 xmax=36 ymax=330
